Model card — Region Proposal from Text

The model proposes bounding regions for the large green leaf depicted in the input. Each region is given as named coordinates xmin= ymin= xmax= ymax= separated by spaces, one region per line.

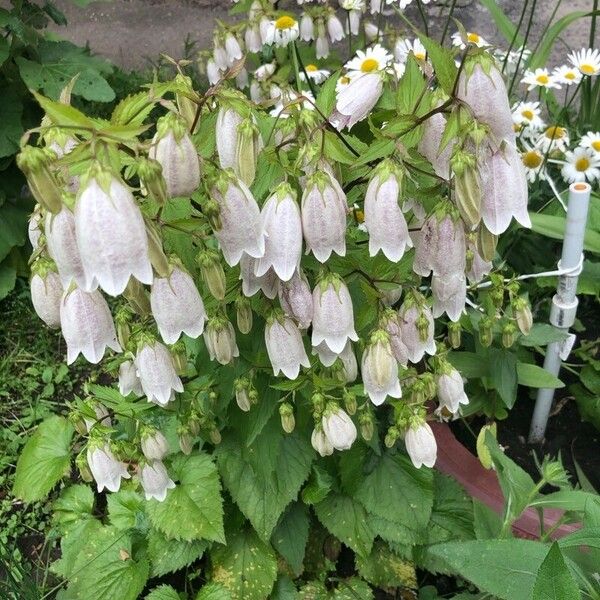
xmin=145 ymin=585 xmax=180 ymax=600
xmin=210 ymin=528 xmax=277 ymax=600
xmin=356 ymin=541 xmax=417 ymax=589
xmin=0 ymin=264 xmax=17 ymax=301
xmin=13 ymin=415 xmax=74 ymax=502
xmin=488 ymin=348 xmax=518 ymax=408
xmin=107 ymin=490 xmax=145 ymax=531
xmin=479 ymin=0 xmax=524 ymax=45
xmin=146 ymin=452 xmax=225 ymax=543
xmin=147 ymin=528 xmax=206 ymax=577
xmin=529 ymin=213 xmax=600 ymax=254
xmin=532 ymin=542 xmax=581 ymax=600
xmin=447 ymin=351 xmax=490 ymax=378
xmin=216 ymin=424 xmax=313 ymax=541
xmin=517 ymin=363 xmax=564 ymax=389
xmin=271 ymin=502 xmax=309 ymax=576
xmin=195 ymin=583 xmax=232 ymax=600
xmin=53 ymin=484 xmax=95 ymax=536
xmin=0 ymin=202 xmax=29 ymax=261
xmin=0 ymin=87 xmax=24 ymax=158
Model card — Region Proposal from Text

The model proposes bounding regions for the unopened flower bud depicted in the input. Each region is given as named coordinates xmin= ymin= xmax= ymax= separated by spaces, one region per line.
xmin=197 ymin=249 xmax=226 ymax=300
xmin=385 ymin=425 xmax=399 ymax=448
xmin=479 ymin=316 xmax=494 ymax=347
xmin=135 ymin=338 xmax=183 ymax=405
xmin=513 ymin=297 xmax=533 ymax=335
xmin=76 ymin=452 xmax=94 ymax=482
xmin=404 ymin=421 xmax=437 ymax=468
xmin=115 ymin=307 xmax=133 ymax=349
xmin=70 ymin=412 xmax=87 ymax=436
xmin=30 ymin=263 xmax=63 ymax=328
xmin=362 ymin=330 xmax=402 ymax=406
xmin=235 ymin=381 xmax=252 ymax=412
xmin=248 ymin=389 xmax=258 ymax=405
xmin=322 ymin=403 xmax=357 ymax=451
xmin=236 ymin=118 xmax=261 ymax=187
xmin=343 ymin=391 xmax=357 ymax=416
xmin=175 ymin=74 xmax=197 ymax=130
xmin=145 ymin=219 xmax=170 ymax=278
xmin=311 ymin=392 xmax=325 ymax=416
xmin=137 ymin=157 xmax=168 ymax=205
xmin=17 ymin=146 xmax=63 ymax=213
xmin=235 ymin=295 xmax=253 ymax=334
xmin=452 ymin=151 xmax=482 ymax=230
xmin=210 ymin=428 xmax=222 ymax=445
xmin=203 ymin=197 xmax=222 ymax=231
xmin=266 ymin=313 xmax=310 ymax=380
xmin=359 ymin=411 xmax=374 ymax=441
xmin=204 ymin=318 xmax=239 ymax=365
xmin=501 ymin=322 xmax=517 ymax=348
xmin=171 ymin=340 xmax=188 ymax=375
xmin=279 ymin=402 xmax=295 ymax=433
xmin=178 ymin=428 xmax=194 ymax=455
xmin=476 ymin=224 xmax=498 ymax=262
xmin=141 ymin=428 xmax=169 ymax=461
xmin=448 ymin=322 xmax=462 ymax=349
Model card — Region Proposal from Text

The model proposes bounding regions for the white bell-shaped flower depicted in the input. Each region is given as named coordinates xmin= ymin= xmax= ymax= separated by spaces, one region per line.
xmin=135 ymin=340 xmax=183 ymax=406
xmin=301 ymin=172 xmax=347 ymax=263
xmin=361 ymin=330 xmax=402 ymax=406
xmin=332 ymin=72 xmax=384 ymax=130
xmin=311 ymin=427 xmax=334 ymax=457
xmin=60 ymin=287 xmax=121 ymax=365
xmin=398 ymin=293 xmax=436 ymax=363
xmin=467 ymin=240 xmax=492 ymax=283
xmin=265 ymin=314 xmax=310 ymax=379
xmin=245 ymin=25 xmax=263 ymax=53
xmin=278 ymin=270 xmax=313 ymax=329
xmin=381 ymin=309 xmax=409 ymax=366
xmin=312 ymin=275 xmax=358 ymax=354
xmin=87 ymin=444 xmax=130 ymax=493
xmin=30 ymin=269 xmax=63 ymax=328
xmin=322 ymin=404 xmax=357 ymax=451
xmin=141 ymin=429 xmax=170 ymax=461
xmin=432 ymin=273 xmax=466 ymax=322
xmin=437 ymin=367 xmax=469 ymax=414
xmin=28 ymin=209 xmax=42 ymax=250
xmin=140 ymin=461 xmax=176 ymax=502
xmin=300 ymin=14 xmax=314 ymax=41
xmin=239 ymin=254 xmax=279 ymax=298
xmin=118 ymin=360 xmax=143 ymax=397
xmin=418 ymin=110 xmax=454 ymax=179
xmin=75 ymin=168 xmax=152 ymax=296
xmin=225 ymin=33 xmax=243 ymax=64
xmin=364 ymin=161 xmax=412 ymax=262
xmin=480 ymin=141 xmax=531 ymax=235
xmin=313 ymin=340 xmax=340 ymax=367
xmin=204 ymin=319 xmax=239 ymax=365
xmin=339 ymin=341 xmax=358 ymax=383
xmin=404 ymin=421 xmax=437 ymax=468
xmin=149 ymin=113 xmax=200 ymax=198
xmin=327 ymin=14 xmax=345 ymax=42
xmin=256 ymin=185 xmax=302 ymax=282
xmin=212 ymin=171 xmax=265 ymax=266
xmin=45 ymin=207 xmax=87 ymax=289
xmin=150 ymin=266 xmax=206 ymax=344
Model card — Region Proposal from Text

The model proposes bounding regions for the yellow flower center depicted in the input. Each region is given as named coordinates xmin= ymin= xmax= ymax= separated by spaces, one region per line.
xmin=355 ymin=209 xmax=365 ymax=223
xmin=513 ymin=123 xmax=522 ymax=132
xmin=575 ymin=157 xmax=590 ymax=172
xmin=275 ymin=16 xmax=296 ymax=30
xmin=467 ymin=33 xmax=480 ymax=43
xmin=545 ymin=126 xmax=565 ymax=140
xmin=414 ymin=52 xmax=426 ymax=60
xmin=580 ymin=63 xmax=596 ymax=75
xmin=361 ymin=58 xmax=379 ymax=72
xmin=340 ymin=75 xmax=351 ymax=85
xmin=592 ymin=140 xmax=600 ymax=151
xmin=305 ymin=64 xmax=318 ymax=72
xmin=565 ymin=71 xmax=576 ymax=80
xmin=521 ymin=109 xmax=534 ymax=120
xmin=536 ymin=74 xmax=550 ymax=85
xmin=523 ymin=151 xmax=542 ymax=169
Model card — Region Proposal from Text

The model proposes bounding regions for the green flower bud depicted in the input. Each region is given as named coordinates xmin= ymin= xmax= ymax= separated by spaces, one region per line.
xmin=197 ymin=249 xmax=226 ymax=300
xmin=69 ymin=412 xmax=87 ymax=436
xmin=171 ymin=340 xmax=188 ymax=375
xmin=452 ymin=151 xmax=481 ymax=229
xmin=501 ymin=322 xmax=517 ymax=348
xmin=137 ymin=157 xmax=168 ymax=205
xmin=179 ymin=430 xmax=194 ymax=455
xmin=175 ymin=74 xmax=197 ymax=131
xmin=358 ymin=408 xmax=374 ymax=441
xmin=343 ymin=390 xmax=357 ymax=416
xmin=513 ymin=297 xmax=533 ymax=335
xmin=203 ymin=198 xmax=222 ymax=231
xmin=115 ymin=307 xmax=133 ymax=349
xmin=248 ymin=388 xmax=259 ymax=405
xmin=235 ymin=295 xmax=253 ymax=334
xmin=476 ymin=224 xmax=498 ymax=262
xmin=279 ymin=402 xmax=295 ymax=433
xmin=479 ymin=316 xmax=494 ymax=347
xmin=311 ymin=392 xmax=325 ymax=416
xmin=384 ymin=425 xmax=400 ymax=448
xmin=235 ymin=118 xmax=261 ymax=187
xmin=447 ymin=322 xmax=462 ymax=349
xmin=210 ymin=428 xmax=222 ymax=445
xmin=146 ymin=220 xmax=170 ymax=278
xmin=416 ymin=312 xmax=431 ymax=343
xmin=76 ymin=452 xmax=93 ymax=482
xmin=16 ymin=146 xmax=63 ymax=213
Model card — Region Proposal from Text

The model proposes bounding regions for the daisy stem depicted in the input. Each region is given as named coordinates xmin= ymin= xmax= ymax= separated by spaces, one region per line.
xmin=590 ymin=0 xmax=598 ymax=49
xmin=346 ymin=10 xmax=352 ymax=59
xmin=528 ymin=0 xmax=563 ymax=64
xmin=440 ymin=0 xmax=457 ymax=46
xmin=290 ymin=40 xmax=302 ymax=94
xmin=508 ymin=0 xmax=538 ymax=96
xmin=416 ymin=0 xmax=429 ymax=37
xmin=501 ymin=0 xmax=529 ymax=74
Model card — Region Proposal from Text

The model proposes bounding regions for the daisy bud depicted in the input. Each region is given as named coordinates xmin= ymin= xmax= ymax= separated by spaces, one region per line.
xmin=301 ymin=172 xmax=347 ymax=263
xmin=235 ymin=295 xmax=253 ymax=334
xmin=447 ymin=322 xmax=462 ymax=349
xmin=312 ymin=274 xmax=358 ymax=354
xmin=322 ymin=403 xmax=357 ymax=451
xmin=118 ymin=360 xmax=143 ymax=397
xmin=137 ymin=157 xmax=168 ymax=205
xmin=60 ymin=287 xmax=121 ymax=364
xmin=239 ymin=254 xmax=279 ymax=299
xmin=87 ymin=443 xmax=130 ymax=493
xmin=327 ymin=13 xmax=345 ymax=42
xmin=279 ymin=402 xmax=296 ymax=433
xmin=432 ymin=273 xmax=466 ymax=322
xmin=451 ymin=150 xmax=482 ymax=230
xmin=364 ymin=160 xmax=412 ymax=262
xmin=278 ymin=270 xmax=313 ymax=329
xmin=456 ymin=54 xmax=515 ymax=142
xmin=140 ymin=461 xmax=176 ymax=502
xmin=502 ymin=322 xmax=517 ymax=348
xmin=196 ymin=249 xmax=226 ymax=301
xmin=333 ymin=72 xmax=384 ymax=130
xmin=359 ymin=410 xmax=374 ymax=441
xmin=211 ymin=171 xmax=265 ymax=267
xmin=204 ymin=318 xmax=239 ymax=365
xmin=30 ymin=263 xmax=63 ymax=328
xmin=45 ymin=206 xmax=87 ymax=289
xmin=75 ymin=166 xmax=152 ymax=296
xmin=150 ymin=265 xmax=206 ymax=344
xmin=256 ymin=184 xmax=302 ymax=282
xmin=513 ymin=297 xmax=533 ymax=335
xmin=437 ymin=366 xmax=468 ymax=414
xmin=16 ymin=146 xmax=63 ymax=213
xmin=135 ymin=339 xmax=184 ymax=405
xmin=300 ymin=14 xmax=314 ymax=41
xmin=404 ymin=421 xmax=437 ymax=468
xmin=476 ymin=223 xmax=498 ymax=262
xmin=361 ymin=330 xmax=402 ymax=406
xmin=398 ymin=293 xmax=436 ymax=363
xmin=479 ymin=316 xmax=494 ymax=347
xmin=265 ymin=312 xmax=310 ymax=379
xmin=141 ymin=429 xmax=169 ymax=461
xmin=311 ymin=427 xmax=334 ymax=457
xmin=480 ymin=142 xmax=531 ymax=235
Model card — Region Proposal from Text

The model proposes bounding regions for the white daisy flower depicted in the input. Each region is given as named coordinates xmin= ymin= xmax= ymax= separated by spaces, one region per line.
xmin=300 ymin=64 xmax=331 ymax=84
xmin=392 ymin=62 xmax=406 ymax=80
xmin=561 ymin=147 xmax=600 ymax=183
xmin=552 ymin=65 xmax=582 ymax=86
xmin=345 ymin=44 xmax=393 ymax=77
xmin=394 ymin=37 xmax=427 ymax=63
xmin=270 ymin=89 xmax=316 ymax=118
xmin=521 ymin=148 xmax=547 ymax=182
xmin=264 ymin=15 xmax=300 ymax=47
xmin=451 ymin=31 xmax=489 ymax=49
xmin=568 ymin=48 xmax=600 ymax=76
xmin=521 ymin=68 xmax=561 ymax=90
xmin=511 ymin=101 xmax=545 ymax=130
xmin=335 ymin=73 xmax=354 ymax=93
xmin=536 ymin=125 xmax=570 ymax=152
xmin=581 ymin=131 xmax=600 ymax=154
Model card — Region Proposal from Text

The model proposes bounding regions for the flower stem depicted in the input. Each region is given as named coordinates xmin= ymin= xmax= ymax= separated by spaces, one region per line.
xmin=290 ymin=40 xmax=302 ymax=93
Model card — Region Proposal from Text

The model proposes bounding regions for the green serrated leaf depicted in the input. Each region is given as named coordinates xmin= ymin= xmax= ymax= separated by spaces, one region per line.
xmin=107 ymin=490 xmax=145 ymax=531
xmin=272 ymin=502 xmax=309 ymax=576
xmin=332 ymin=577 xmax=374 ymax=600
xmin=488 ymin=348 xmax=518 ymax=408
xmin=146 ymin=453 xmax=225 ymax=543
xmin=145 ymin=584 xmax=181 ymax=600
xmin=148 ymin=528 xmax=206 ymax=577
xmin=13 ymin=415 xmax=74 ymax=502
xmin=32 ymin=91 xmax=94 ymax=128
xmin=195 ymin=583 xmax=232 ymax=600
xmin=417 ymin=35 xmax=458 ymax=95
xmin=53 ymin=484 xmax=95 ymax=536
xmin=356 ymin=540 xmax=417 ymax=589
xmin=210 ymin=528 xmax=277 ymax=600
xmin=111 ymin=91 xmax=158 ymax=126
xmin=532 ymin=542 xmax=581 ymax=600
xmin=316 ymin=71 xmax=340 ymax=116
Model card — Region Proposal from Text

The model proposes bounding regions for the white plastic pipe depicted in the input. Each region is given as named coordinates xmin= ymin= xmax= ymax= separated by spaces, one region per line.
xmin=528 ymin=182 xmax=592 ymax=443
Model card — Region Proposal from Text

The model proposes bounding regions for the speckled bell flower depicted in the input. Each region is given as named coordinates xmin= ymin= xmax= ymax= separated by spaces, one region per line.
xmin=28 ymin=208 xmax=42 ymax=250
xmin=338 ymin=341 xmax=358 ymax=383
xmin=87 ymin=444 xmax=130 ymax=493
xmin=204 ymin=318 xmax=239 ymax=365
xmin=361 ymin=330 xmax=402 ymax=406
xmin=404 ymin=421 xmax=437 ymax=468
xmin=432 ymin=273 xmax=466 ymax=322
xmin=437 ymin=367 xmax=469 ymax=414
xmin=301 ymin=171 xmax=347 ymax=263
xmin=30 ymin=267 xmax=63 ymax=329
xmin=149 ymin=112 xmax=200 ymax=198
xmin=74 ymin=165 xmax=152 ymax=296
xmin=150 ymin=265 xmax=206 ymax=344
xmin=311 ymin=427 xmax=334 ymax=457
xmin=135 ymin=339 xmax=183 ymax=406
xmin=466 ymin=240 xmax=492 ymax=283
xmin=332 ymin=72 xmax=384 ymax=130
xmin=239 ymin=254 xmax=279 ymax=299
xmin=211 ymin=171 xmax=265 ymax=267
xmin=140 ymin=461 xmax=176 ymax=502
xmin=418 ymin=108 xmax=454 ymax=179
xmin=398 ymin=292 xmax=436 ymax=364
xmin=479 ymin=141 xmax=531 ymax=235
xmin=256 ymin=184 xmax=302 ymax=282
xmin=381 ymin=309 xmax=409 ymax=366
xmin=312 ymin=274 xmax=358 ymax=354
xmin=278 ymin=270 xmax=313 ymax=329
xmin=60 ymin=287 xmax=121 ymax=365
xmin=141 ymin=429 xmax=170 ymax=461
xmin=364 ymin=160 xmax=412 ymax=262
xmin=118 ymin=360 xmax=143 ymax=397
xmin=265 ymin=313 xmax=310 ymax=380
xmin=322 ymin=403 xmax=357 ymax=451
